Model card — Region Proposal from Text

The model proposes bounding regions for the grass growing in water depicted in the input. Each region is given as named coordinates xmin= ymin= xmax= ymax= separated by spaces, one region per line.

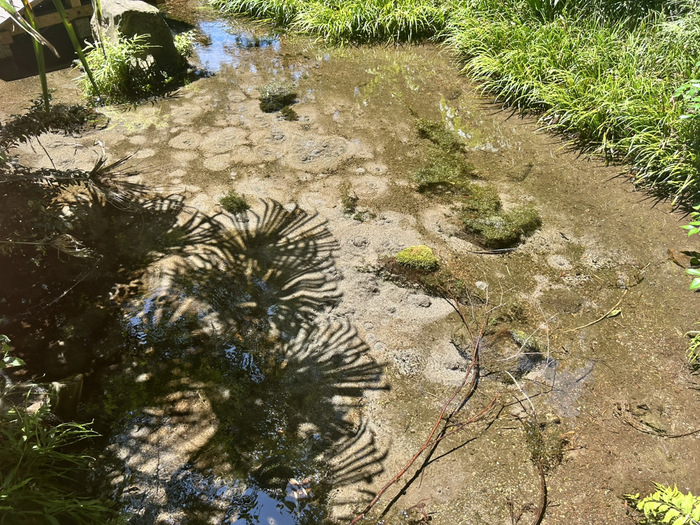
xmin=220 ymin=190 xmax=250 ymax=214
xmin=0 ymin=338 xmax=112 ymax=524
xmin=210 ymin=0 xmax=449 ymax=43
xmin=210 ymin=0 xmax=700 ymax=202
xmin=0 ymin=404 xmax=112 ymax=524
xmin=443 ymin=2 xmax=700 ymax=200
xmin=80 ymin=34 xmax=187 ymax=104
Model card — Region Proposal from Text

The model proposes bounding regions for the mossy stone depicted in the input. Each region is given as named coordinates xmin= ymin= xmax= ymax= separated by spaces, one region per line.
xmin=395 ymin=245 xmax=439 ymax=272
xmin=461 ymin=203 xmax=541 ymax=248
xmin=259 ymin=82 xmax=297 ymax=113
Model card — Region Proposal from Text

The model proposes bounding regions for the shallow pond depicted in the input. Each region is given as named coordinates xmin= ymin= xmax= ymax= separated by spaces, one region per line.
xmin=2 ymin=1 xmax=700 ymax=523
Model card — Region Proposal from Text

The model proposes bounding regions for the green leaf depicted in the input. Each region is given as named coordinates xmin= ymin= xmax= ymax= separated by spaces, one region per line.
xmin=690 ymin=277 xmax=700 ymax=291
xmin=45 ymin=514 xmax=60 ymax=525
xmin=0 ymin=0 xmax=59 ymax=55
xmin=1 ymin=354 xmax=25 ymax=369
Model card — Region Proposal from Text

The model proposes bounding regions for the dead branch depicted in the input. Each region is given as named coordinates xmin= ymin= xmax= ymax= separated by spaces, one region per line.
xmin=510 ymin=386 xmax=548 ymax=525
xmin=349 ymin=289 xmax=494 ymax=524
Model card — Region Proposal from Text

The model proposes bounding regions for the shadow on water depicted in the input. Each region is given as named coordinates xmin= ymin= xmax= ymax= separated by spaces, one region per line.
xmin=89 ymin=200 xmax=388 ymax=523
xmin=0 ymin=157 xmax=209 ymax=379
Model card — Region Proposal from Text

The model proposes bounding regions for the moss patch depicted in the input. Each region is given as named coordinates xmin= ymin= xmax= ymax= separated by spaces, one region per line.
xmin=412 ymin=118 xmax=475 ymax=193
xmin=416 ymin=118 xmax=464 ymax=153
xmin=339 ymin=181 xmax=359 ymax=213
xmin=411 ymin=118 xmax=541 ymax=248
xmin=460 ymin=201 xmax=541 ymax=249
xmin=280 ymin=105 xmax=298 ymax=121
xmin=259 ymin=82 xmax=298 ymax=113
xmin=395 ymin=245 xmax=439 ymax=272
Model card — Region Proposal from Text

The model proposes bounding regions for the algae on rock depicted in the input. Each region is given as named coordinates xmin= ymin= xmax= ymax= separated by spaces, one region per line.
xmin=395 ymin=245 xmax=439 ymax=272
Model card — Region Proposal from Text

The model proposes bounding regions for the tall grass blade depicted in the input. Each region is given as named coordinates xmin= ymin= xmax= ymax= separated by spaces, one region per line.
xmin=0 ymin=0 xmax=58 ymax=55
xmin=20 ymin=0 xmax=50 ymax=109
xmin=49 ymin=0 xmax=99 ymax=94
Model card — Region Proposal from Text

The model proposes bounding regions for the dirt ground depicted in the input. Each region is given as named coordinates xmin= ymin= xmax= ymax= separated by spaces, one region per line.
xmin=2 ymin=8 xmax=700 ymax=525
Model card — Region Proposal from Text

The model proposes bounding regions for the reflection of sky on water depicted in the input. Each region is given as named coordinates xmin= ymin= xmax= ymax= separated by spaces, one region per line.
xmin=194 ymin=20 xmax=282 ymax=73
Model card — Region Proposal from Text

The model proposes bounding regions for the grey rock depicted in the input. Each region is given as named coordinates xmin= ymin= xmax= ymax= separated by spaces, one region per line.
xmin=92 ymin=0 xmax=184 ymax=74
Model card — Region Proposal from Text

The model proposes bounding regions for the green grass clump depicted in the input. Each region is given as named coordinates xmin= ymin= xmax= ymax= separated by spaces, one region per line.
xmin=688 ymin=331 xmax=700 ymax=370
xmin=81 ymin=34 xmax=183 ymax=104
xmin=443 ymin=2 xmax=700 ymax=201
xmin=220 ymin=190 xmax=250 ymax=214
xmin=294 ymin=0 xmax=448 ymax=44
xmin=174 ymin=29 xmax=197 ymax=59
xmin=395 ymin=245 xmax=439 ymax=271
xmin=0 ymin=400 xmax=112 ymax=524
xmin=210 ymin=0 xmax=449 ymax=44
xmin=211 ymin=0 xmax=302 ymax=26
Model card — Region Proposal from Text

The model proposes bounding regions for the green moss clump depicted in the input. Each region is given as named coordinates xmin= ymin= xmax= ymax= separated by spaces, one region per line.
xmin=395 ymin=245 xmax=439 ymax=272
xmin=339 ymin=181 xmax=359 ymax=213
xmin=460 ymin=202 xmax=541 ymax=249
xmin=416 ymin=118 xmax=464 ymax=153
xmin=280 ymin=105 xmax=299 ymax=121
xmin=412 ymin=150 xmax=474 ymax=193
xmin=412 ymin=119 xmax=475 ymax=193
xmin=411 ymin=118 xmax=540 ymax=248
xmin=460 ymin=184 xmax=501 ymax=216
xmin=220 ymin=190 xmax=250 ymax=214
xmin=259 ymin=82 xmax=297 ymax=113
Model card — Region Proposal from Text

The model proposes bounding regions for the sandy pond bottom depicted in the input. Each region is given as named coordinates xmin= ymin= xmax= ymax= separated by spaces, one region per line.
xmin=2 ymin=6 xmax=700 ymax=524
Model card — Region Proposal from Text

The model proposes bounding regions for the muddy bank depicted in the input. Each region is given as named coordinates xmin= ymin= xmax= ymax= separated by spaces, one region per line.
xmin=1 ymin=7 xmax=700 ymax=524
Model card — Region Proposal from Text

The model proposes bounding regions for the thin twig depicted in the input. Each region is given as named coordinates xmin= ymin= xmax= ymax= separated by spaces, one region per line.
xmin=510 ymin=388 xmax=547 ymax=525
xmin=465 ymin=247 xmax=518 ymax=255
xmin=562 ymin=290 xmax=627 ymax=333
xmin=613 ymin=403 xmax=700 ymax=438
